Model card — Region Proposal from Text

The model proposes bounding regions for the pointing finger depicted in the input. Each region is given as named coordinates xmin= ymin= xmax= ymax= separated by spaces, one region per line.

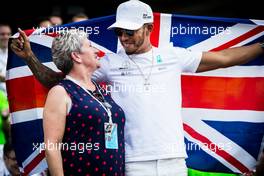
xmin=18 ymin=28 xmax=28 ymax=43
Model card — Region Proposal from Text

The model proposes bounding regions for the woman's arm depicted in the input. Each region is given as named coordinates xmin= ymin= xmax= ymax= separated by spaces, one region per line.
xmin=43 ymin=85 xmax=69 ymax=176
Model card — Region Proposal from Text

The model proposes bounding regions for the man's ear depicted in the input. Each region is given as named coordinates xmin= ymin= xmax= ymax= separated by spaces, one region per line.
xmin=147 ymin=24 xmax=154 ymax=32
xmin=71 ymin=52 xmax=82 ymax=63
xmin=145 ymin=24 xmax=153 ymax=36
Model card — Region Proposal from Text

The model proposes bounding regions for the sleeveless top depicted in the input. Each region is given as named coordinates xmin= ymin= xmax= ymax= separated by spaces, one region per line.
xmin=59 ymin=79 xmax=125 ymax=176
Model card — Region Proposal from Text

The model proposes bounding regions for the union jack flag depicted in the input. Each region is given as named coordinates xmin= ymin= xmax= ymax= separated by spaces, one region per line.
xmin=6 ymin=13 xmax=264 ymax=175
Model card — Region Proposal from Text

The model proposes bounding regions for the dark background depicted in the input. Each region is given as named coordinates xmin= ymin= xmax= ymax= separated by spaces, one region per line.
xmin=1 ymin=0 xmax=263 ymax=32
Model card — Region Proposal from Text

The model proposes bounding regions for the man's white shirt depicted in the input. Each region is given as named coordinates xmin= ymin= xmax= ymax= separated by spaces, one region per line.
xmin=93 ymin=45 xmax=202 ymax=162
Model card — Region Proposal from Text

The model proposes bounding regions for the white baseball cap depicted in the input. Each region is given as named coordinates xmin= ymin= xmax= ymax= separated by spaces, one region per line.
xmin=108 ymin=0 xmax=153 ymax=30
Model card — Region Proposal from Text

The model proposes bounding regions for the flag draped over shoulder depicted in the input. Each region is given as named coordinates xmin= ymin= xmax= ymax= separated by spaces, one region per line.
xmin=6 ymin=13 xmax=264 ymax=175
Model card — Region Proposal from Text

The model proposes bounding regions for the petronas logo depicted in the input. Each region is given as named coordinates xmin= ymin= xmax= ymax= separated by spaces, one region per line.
xmin=156 ymin=55 xmax=162 ymax=63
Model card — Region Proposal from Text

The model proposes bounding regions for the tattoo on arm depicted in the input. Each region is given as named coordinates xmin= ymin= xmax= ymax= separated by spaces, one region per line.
xmin=26 ymin=53 xmax=64 ymax=88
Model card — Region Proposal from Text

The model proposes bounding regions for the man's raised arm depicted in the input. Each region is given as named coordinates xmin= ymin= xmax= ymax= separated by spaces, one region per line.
xmin=197 ymin=43 xmax=264 ymax=72
xmin=10 ymin=29 xmax=64 ymax=88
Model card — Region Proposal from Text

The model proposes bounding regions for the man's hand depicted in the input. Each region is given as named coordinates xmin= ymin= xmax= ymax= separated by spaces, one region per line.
xmin=10 ymin=28 xmax=64 ymax=88
xmin=10 ymin=28 xmax=33 ymax=60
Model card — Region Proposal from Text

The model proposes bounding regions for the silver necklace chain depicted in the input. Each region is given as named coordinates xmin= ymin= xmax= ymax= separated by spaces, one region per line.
xmin=127 ymin=48 xmax=154 ymax=87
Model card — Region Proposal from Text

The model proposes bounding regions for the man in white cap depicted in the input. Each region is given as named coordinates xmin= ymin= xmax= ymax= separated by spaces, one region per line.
xmin=105 ymin=1 xmax=264 ymax=175
xmin=10 ymin=0 xmax=264 ymax=175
